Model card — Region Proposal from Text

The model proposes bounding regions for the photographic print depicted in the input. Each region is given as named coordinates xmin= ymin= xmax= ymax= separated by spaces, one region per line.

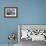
xmin=18 ymin=24 xmax=46 ymax=41
xmin=4 ymin=7 xmax=18 ymax=18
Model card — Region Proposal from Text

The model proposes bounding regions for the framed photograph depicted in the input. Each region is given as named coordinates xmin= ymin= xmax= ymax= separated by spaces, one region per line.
xmin=4 ymin=7 xmax=18 ymax=18
xmin=18 ymin=24 xmax=46 ymax=42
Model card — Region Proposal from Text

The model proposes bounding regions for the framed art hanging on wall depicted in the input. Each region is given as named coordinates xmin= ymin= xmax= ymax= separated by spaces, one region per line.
xmin=4 ymin=7 xmax=18 ymax=18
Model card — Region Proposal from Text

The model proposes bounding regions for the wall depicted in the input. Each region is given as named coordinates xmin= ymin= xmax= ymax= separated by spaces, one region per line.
xmin=0 ymin=0 xmax=46 ymax=45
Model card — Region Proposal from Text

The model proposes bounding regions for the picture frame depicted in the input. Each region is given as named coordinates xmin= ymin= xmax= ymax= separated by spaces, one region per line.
xmin=18 ymin=24 xmax=46 ymax=42
xmin=4 ymin=7 xmax=18 ymax=18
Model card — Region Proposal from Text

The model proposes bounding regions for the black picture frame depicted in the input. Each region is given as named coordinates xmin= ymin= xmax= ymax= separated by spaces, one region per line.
xmin=4 ymin=7 xmax=18 ymax=18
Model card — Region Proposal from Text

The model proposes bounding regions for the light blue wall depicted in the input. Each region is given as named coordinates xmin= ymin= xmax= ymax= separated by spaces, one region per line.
xmin=0 ymin=0 xmax=46 ymax=44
